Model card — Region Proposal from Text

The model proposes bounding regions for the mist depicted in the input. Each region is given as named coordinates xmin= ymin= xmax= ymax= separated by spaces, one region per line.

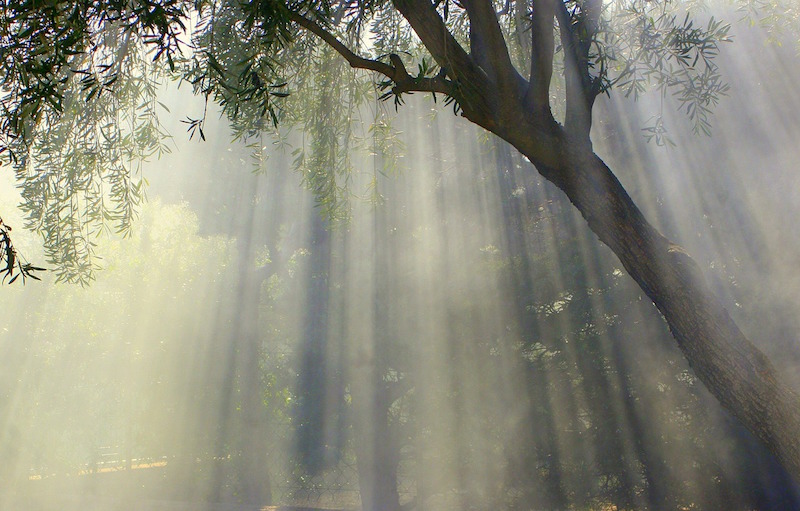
xmin=2 ymin=9 xmax=800 ymax=511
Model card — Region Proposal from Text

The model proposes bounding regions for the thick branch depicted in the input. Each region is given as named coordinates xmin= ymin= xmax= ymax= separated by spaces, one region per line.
xmin=575 ymin=0 xmax=603 ymax=94
xmin=391 ymin=0 xmax=480 ymax=82
xmin=554 ymin=148 xmax=800 ymax=484
xmin=554 ymin=0 xmax=595 ymax=143
xmin=387 ymin=54 xmax=454 ymax=97
xmin=581 ymin=0 xmax=603 ymax=44
xmin=462 ymin=0 xmax=521 ymax=95
xmin=526 ymin=0 xmax=556 ymax=113
xmin=513 ymin=0 xmax=531 ymax=57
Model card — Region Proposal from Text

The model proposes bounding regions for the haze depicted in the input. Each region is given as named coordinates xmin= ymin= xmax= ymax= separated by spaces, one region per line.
xmin=1 ymin=9 xmax=800 ymax=511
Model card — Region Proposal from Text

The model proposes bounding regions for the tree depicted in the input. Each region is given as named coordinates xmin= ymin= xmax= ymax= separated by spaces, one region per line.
xmin=2 ymin=0 xmax=800 ymax=485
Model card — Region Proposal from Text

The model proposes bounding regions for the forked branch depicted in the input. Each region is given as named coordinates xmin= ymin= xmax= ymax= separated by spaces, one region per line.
xmin=392 ymin=0 xmax=497 ymax=126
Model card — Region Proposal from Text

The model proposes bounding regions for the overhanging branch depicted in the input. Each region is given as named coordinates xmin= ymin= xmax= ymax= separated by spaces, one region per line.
xmin=386 ymin=54 xmax=454 ymax=97
xmin=287 ymin=11 xmax=455 ymax=98
xmin=287 ymin=11 xmax=396 ymax=78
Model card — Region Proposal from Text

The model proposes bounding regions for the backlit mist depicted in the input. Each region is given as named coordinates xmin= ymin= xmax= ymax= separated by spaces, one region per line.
xmin=2 ymin=9 xmax=800 ymax=511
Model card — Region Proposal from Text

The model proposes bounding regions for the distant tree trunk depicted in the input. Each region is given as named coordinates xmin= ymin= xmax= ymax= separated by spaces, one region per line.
xmin=226 ymin=173 xmax=273 ymax=505
xmin=351 ymin=376 xmax=402 ymax=511
xmin=236 ymin=267 xmax=273 ymax=505
xmin=296 ymin=214 xmax=340 ymax=474
xmin=494 ymin=142 xmax=568 ymax=508
xmin=350 ymin=195 xmax=403 ymax=511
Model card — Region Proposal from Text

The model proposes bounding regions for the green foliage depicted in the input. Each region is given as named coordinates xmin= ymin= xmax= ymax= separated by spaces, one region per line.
xmin=17 ymin=45 xmax=169 ymax=284
xmin=0 ymin=0 xmax=186 ymax=158
xmin=0 ymin=0 xmax=766 ymax=282
xmin=603 ymin=2 xmax=732 ymax=136
xmin=0 ymin=216 xmax=44 ymax=284
xmin=1 ymin=3 xmax=176 ymax=283
xmin=736 ymin=0 xmax=800 ymax=46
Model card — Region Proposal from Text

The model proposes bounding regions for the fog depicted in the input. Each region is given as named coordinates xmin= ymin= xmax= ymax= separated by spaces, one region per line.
xmin=2 ymin=11 xmax=800 ymax=511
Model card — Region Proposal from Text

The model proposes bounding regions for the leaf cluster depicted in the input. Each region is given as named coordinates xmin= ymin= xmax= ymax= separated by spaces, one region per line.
xmin=604 ymin=2 xmax=732 ymax=137
xmin=0 ymin=216 xmax=44 ymax=284
xmin=14 ymin=38 xmax=169 ymax=284
xmin=736 ymin=0 xmax=800 ymax=47
xmin=0 ymin=0 xmax=187 ymax=160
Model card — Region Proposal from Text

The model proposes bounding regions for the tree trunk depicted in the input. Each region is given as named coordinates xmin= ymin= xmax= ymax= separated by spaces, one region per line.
xmin=350 ymin=197 xmax=403 ymax=511
xmin=507 ymin=128 xmax=800 ymax=481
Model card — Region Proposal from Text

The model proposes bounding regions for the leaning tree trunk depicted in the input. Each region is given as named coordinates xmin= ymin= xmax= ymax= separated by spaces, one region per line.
xmin=509 ymin=127 xmax=800 ymax=481
xmin=387 ymin=0 xmax=800 ymax=482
